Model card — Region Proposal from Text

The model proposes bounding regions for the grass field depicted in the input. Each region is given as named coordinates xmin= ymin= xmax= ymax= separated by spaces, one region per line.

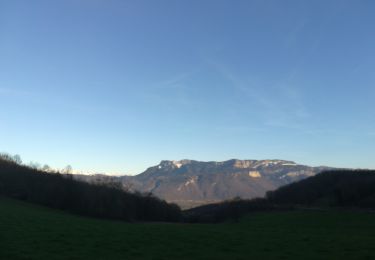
xmin=1 ymin=197 xmax=375 ymax=259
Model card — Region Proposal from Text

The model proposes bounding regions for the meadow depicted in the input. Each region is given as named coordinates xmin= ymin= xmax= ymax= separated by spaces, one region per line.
xmin=1 ymin=197 xmax=375 ymax=259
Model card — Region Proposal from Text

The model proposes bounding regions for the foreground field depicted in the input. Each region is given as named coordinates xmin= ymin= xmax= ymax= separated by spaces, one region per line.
xmin=1 ymin=197 xmax=375 ymax=259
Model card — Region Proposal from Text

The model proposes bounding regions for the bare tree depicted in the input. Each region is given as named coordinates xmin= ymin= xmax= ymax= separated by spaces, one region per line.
xmin=42 ymin=164 xmax=51 ymax=172
xmin=63 ymin=165 xmax=73 ymax=174
xmin=12 ymin=154 xmax=22 ymax=165
xmin=29 ymin=161 xmax=41 ymax=170
xmin=0 ymin=153 xmax=21 ymax=164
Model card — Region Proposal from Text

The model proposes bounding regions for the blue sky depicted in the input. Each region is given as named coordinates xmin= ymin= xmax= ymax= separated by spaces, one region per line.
xmin=1 ymin=0 xmax=374 ymax=174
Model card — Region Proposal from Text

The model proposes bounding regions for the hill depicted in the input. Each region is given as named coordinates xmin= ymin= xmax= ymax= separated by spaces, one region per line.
xmin=266 ymin=169 xmax=375 ymax=208
xmin=0 ymin=155 xmax=181 ymax=222
xmin=185 ymin=169 xmax=375 ymax=222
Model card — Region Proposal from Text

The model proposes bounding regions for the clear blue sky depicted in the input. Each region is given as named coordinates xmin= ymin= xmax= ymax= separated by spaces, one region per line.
xmin=1 ymin=0 xmax=374 ymax=174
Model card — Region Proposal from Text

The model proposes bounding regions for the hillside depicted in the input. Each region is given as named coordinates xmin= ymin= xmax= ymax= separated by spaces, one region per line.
xmin=2 ymin=196 xmax=375 ymax=259
xmin=266 ymin=169 xmax=375 ymax=208
xmin=185 ymin=169 xmax=375 ymax=222
xmin=0 ymin=156 xmax=181 ymax=222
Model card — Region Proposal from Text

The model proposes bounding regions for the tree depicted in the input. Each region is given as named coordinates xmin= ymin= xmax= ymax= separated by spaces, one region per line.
xmin=0 ymin=153 xmax=21 ymax=164
xmin=63 ymin=165 xmax=73 ymax=174
xmin=122 ymin=180 xmax=134 ymax=192
xmin=29 ymin=161 xmax=41 ymax=170
xmin=12 ymin=154 xmax=22 ymax=165
xmin=42 ymin=164 xmax=51 ymax=172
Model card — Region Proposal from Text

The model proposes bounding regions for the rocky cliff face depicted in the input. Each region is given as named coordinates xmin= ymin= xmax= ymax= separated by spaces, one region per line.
xmin=126 ymin=159 xmax=329 ymax=209
xmin=74 ymin=159 xmax=330 ymax=209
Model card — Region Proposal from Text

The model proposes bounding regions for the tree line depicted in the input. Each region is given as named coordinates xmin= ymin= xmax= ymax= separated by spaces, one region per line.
xmin=0 ymin=154 xmax=181 ymax=222
xmin=2 ymin=152 xmax=374 ymax=223
xmin=185 ymin=169 xmax=375 ymax=223
xmin=266 ymin=169 xmax=375 ymax=208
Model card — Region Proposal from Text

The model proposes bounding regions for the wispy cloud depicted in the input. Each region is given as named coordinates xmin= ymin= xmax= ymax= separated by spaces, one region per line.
xmin=284 ymin=20 xmax=307 ymax=47
xmin=207 ymin=59 xmax=310 ymax=130
xmin=141 ymin=69 xmax=202 ymax=108
xmin=154 ymin=71 xmax=195 ymax=89
xmin=0 ymin=87 xmax=31 ymax=97
xmin=0 ymin=86 xmax=111 ymax=114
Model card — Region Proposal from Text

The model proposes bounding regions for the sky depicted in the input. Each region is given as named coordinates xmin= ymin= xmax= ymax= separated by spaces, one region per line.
xmin=1 ymin=0 xmax=374 ymax=175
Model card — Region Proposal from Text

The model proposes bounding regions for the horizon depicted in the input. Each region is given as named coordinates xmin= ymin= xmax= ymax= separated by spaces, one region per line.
xmin=1 ymin=153 xmax=369 ymax=176
xmin=1 ymin=1 xmax=375 ymax=174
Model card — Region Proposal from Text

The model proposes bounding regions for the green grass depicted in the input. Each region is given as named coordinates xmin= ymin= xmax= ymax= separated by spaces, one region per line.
xmin=1 ymin=197 xmax=375 ymax=259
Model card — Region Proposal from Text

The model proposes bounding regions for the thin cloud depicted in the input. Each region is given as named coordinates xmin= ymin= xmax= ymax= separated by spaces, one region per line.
xmin=0 ymin=86 xmax=111 ymax=113
xmin=284 ymin=20 xmax=307 ymax=47
xmin=207 ymin=59 xmax=310 ymax=129
xmin=141 ymin=69 xmax=204 ymax=108
xmin=0 ymin=87 xmax=31 ymax=97
xmin=154 ymin=71 xmax=194 ymax=89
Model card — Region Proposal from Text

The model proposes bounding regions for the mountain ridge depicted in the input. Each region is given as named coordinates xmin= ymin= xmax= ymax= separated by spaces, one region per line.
xmin=113 ymin=159 xmax=331 ymax=208
xmin=74 ymin=159 xmax=332 ymax=208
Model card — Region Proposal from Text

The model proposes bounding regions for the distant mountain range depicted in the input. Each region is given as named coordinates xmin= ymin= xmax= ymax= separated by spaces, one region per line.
xmin=74 ymin=159 xmax=331 ymax=209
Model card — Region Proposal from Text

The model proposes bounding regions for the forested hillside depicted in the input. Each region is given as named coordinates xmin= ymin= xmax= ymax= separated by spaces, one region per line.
xmin=186 ymin=169 xmax=375 ymax=222
xmin=266 ymin=170 xmax=375 ymax=208
xmin=0 ymin=154 xmax=181 ymax=222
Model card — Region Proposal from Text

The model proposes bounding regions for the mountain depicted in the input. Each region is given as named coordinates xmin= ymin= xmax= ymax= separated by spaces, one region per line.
xmin=122 ymin=159 xmax=330 ymax=208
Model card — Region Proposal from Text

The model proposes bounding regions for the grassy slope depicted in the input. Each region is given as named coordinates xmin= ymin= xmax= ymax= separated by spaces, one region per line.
xmin=1 ymin=197 xmax=375 ymax=260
